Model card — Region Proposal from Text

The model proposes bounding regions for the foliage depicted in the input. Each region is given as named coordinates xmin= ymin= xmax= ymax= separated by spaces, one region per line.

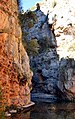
xmin=24 ymin=10 xmax=36 ymax=21
xmin=26 ymin=20 xmax=34 ymax=28
xmin=18 ymin=10 xmax=38 ymax=56
xmin=22 ymin=39 xmax=40 ymax=56
xmin=38 ymin=37 xmax=51 ymax=52
xmin=0 ymin=112 xmax=6 ymax=119
xmin=19 ymin=10 xmax=37 ymax=27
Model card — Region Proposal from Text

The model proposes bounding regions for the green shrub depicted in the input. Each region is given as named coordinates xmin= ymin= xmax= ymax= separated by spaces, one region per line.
xmin=25 ymin=10 xmax=36 ymax=21
xmin=23 ymin=39 xmax=40 ymax=56
xmin=19 ymin=10 xmax=37 ymax=28
xmin=0 ymin=111 xmax=5 ymax=119
xmin=38 ymin=37 xmax=51 ymax=52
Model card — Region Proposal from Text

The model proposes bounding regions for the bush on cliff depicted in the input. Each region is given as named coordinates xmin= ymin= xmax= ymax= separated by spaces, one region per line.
xmin=22 ymin=39 xmax=40 ymax=56
xmin=38 ymin=37 xmax=51 ymax=52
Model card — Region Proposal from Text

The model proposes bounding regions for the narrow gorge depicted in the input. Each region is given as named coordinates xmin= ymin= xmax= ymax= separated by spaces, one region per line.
xmin=0 ymin=0 xmax=75 ymax=118
xmin=21 ymin=0 xmax=75 ymax=102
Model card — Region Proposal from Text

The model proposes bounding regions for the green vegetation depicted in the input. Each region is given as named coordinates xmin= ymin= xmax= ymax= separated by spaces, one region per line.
xmin=19 ymin=10 xmax=37 ymax=27
xmin=23 ymin=39 xmax=40 ymax=56
xmin=24 ymin=10 xmax=37 ymax=21
xmin=38 ymin=37 xmax=51 ymax=52
xmin=19 ymin=8 xmax=52 ymax=56
xmin=0 ymin=112 xmax=6 ymax=119
xmin=18 ymin=10 xmax=39 ymax=56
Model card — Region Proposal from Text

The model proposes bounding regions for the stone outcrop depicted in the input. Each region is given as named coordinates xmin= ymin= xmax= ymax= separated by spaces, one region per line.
xmin=33 ymin=0 xmax=75 ymax=101
xmin=21 ymin=7 xmax=59 ymax=101
xmin=40 ymin=0 xmax=75 ymax=101
xmin=31 ymin=49 xmax=59 ymax=100
xmin=22 ymin=0 xmax=75 ymax=102
xmin=0 ymin=0 xmax=32 ymax=109
xmin=41 ymin=0 xmax=75 ymax=59
xmin=57 ymin=58 xmax=75 ymax=101
xmin=22 ymin=9 xmax=56 ymax=47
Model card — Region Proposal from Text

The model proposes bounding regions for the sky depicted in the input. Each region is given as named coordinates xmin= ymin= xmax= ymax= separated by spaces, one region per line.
xmin=21 ymin=0 xmax=43 ymax=11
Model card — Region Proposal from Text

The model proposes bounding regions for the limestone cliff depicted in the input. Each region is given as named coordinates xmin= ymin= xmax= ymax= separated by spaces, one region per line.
xmin=21 ymin=6 xmax=59 ymax=102
xmin=41 ymin=0 xmax=75 ymax=59
xmin=40 ymin=0 xmax=75 ymax=101
xmin=0 ymin=0 xmax=32 ymax=109
xmin=22 ymin=0 xmax=75 ymax=102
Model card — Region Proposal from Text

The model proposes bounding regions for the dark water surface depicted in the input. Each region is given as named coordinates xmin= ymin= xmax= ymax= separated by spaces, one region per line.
xmin=6 ymin=102 xmax=75 ymax=119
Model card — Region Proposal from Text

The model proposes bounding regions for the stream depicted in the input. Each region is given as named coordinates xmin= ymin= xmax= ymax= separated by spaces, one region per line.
xmin=4 ymin=102 xmax=75 ymax=119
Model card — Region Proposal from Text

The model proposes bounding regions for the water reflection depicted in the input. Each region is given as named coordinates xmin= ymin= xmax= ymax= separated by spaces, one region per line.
xmin=6 ymin=102 xmax=75 ymax=119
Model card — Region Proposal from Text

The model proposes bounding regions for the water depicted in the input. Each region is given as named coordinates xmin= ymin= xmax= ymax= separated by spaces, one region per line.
xmin=5 ymin=102 xmax=75 ymax=119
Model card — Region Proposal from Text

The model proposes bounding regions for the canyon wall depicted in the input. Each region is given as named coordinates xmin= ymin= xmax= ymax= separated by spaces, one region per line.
xmin=0 ymin=0 xmax=32 ymax=108
xmin=22 ymin=1 xmax=75 ymax=102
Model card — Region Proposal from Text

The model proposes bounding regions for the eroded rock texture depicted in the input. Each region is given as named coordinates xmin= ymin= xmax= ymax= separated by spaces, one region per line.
xmin=21 ymin=7 xmax=58 ymax=102
xmin=0 ymin=0 xmax=32 ymax=108
xmin=22 ymin=0 xmax=75 ymax=102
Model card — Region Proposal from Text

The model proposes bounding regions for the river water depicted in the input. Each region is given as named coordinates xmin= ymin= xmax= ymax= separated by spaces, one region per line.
xmin=4 ymin=102 xmax=75 ymax=119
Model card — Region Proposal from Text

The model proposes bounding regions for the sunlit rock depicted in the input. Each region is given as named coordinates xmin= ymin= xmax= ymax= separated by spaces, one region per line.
xmin=0 ymin=0 xmax=32 ymax=108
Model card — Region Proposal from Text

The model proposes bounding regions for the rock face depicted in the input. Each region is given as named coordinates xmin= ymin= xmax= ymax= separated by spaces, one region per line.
xmin=41 ymin=0 xmax=75 ymax=59
xmin=22 ymin=9 xmax=56 ymax=47
xmin=22 ymin=0 xmax=75 ymax=102
xmin=0 ymin=0 xmax=32 ymax=108
xmin=58 ymin=58 xmax=75 ymax=101
xmin=22 ymin=8 xmax=58 ymax=101
xmin=40 ymin=0 xmax=75 ymax=101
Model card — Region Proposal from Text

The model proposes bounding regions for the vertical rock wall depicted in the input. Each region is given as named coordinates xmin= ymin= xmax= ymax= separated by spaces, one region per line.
xmin=22 ymin=2 xmax=75 ymax=102
xmin=0 ymin=0 xmax=32 ymax=107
